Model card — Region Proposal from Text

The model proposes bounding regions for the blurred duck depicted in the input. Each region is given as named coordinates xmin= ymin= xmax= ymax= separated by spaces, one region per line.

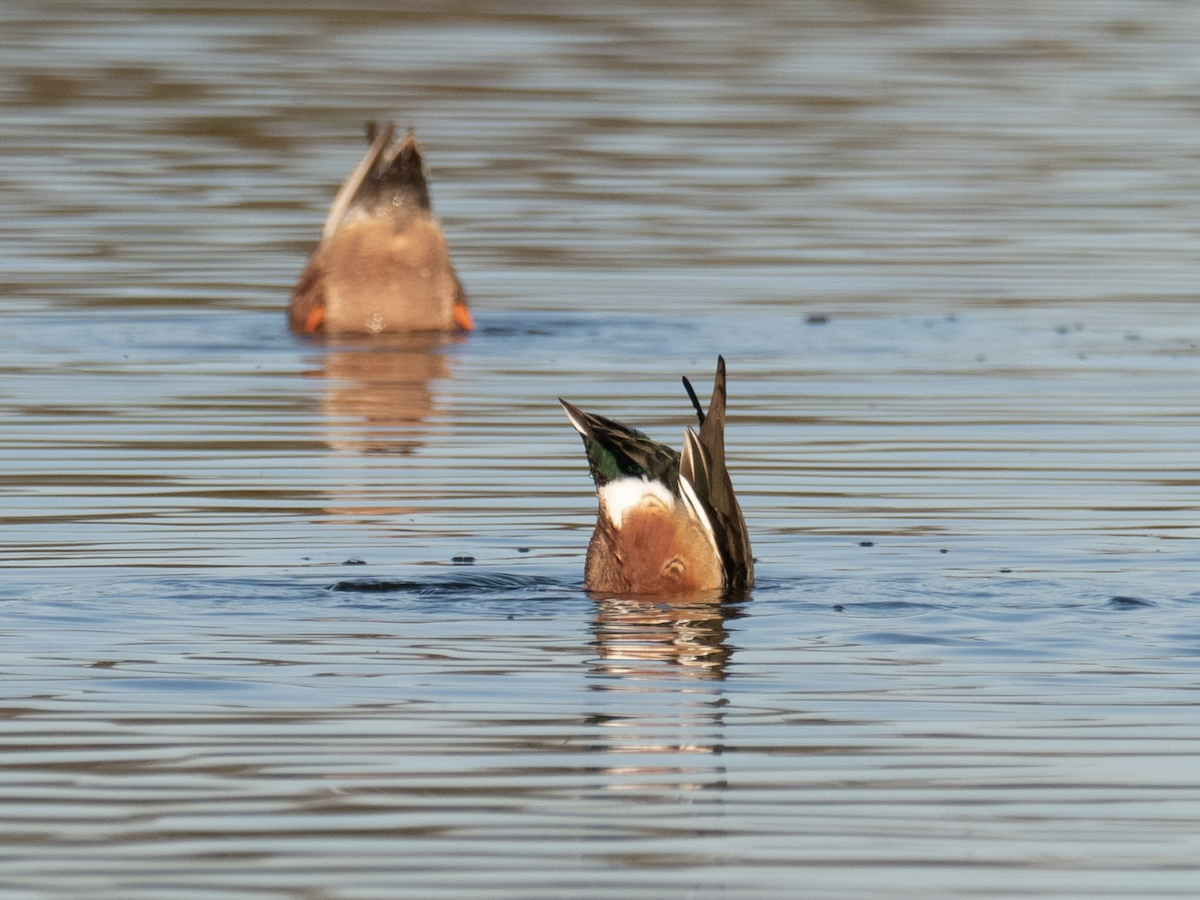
xmin=289 ymin=122 xmax=473 ymax=335
xmin=560 ymin=356 xmax=753 ymax=595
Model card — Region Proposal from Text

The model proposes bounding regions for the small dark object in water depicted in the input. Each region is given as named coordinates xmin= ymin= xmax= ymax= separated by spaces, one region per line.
xmin=332 ymin=579 xmax=418 ymax=592
xmin=859 ymin=540 xmax=874 ymax=547
xmin=343 ymin=557 xmax=367 ymax=566
xmin=806 ymin=313 xmax=829 ymax=325
xmin=1109 ymin=595 xmax=1153 ymax=608
xmin=452 ymin=554 xmax=475 ymax=565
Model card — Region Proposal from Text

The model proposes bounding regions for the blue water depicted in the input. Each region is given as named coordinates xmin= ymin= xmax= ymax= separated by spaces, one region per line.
xmin=5 ymin=1 xmax=1200 ymax=898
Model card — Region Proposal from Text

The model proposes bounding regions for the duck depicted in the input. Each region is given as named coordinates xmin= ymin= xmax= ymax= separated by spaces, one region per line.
xmin=560 ymin=356 xmax=754 ymax=595
xmin=288 ymin=122 xmax=473 ymax=335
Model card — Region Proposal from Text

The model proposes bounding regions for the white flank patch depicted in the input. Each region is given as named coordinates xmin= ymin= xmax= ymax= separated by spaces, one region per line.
xmin=597 ymin=478 xmax=676 ymax=529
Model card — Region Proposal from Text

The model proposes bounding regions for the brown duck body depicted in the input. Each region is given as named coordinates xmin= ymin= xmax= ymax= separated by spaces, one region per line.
xmin=581 ymin=477 xmax=726 ymax=594
xmin=561 ymin=356 xmax=753 ymax=595
xmin=289 ymin=123 xmax=473 ymax=336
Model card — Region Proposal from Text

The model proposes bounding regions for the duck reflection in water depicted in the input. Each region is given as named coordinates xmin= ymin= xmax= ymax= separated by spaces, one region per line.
xmin=307 ymin=333 xmax=459 ymax=456
xmin=585 ymin=592 xmax=744 ymax=811
xmin=590 ymin=591 xmax=746 ymax=680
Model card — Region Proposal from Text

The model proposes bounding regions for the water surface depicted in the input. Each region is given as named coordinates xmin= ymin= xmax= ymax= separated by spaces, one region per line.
xmin=4 ymin=2 xmax=1200 ymax=898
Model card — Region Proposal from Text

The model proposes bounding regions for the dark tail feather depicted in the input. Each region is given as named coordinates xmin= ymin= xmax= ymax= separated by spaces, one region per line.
xmin=682 ymin=375 xmax=705 ymax=427
xmin=367 ymin=127 xmax=431 ymax=211
xmin=693 ymin=356 xmax=754 ymax=589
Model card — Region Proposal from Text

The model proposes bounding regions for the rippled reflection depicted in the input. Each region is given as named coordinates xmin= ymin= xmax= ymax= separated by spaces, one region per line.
xmin=307 ymin=333 xmax=462 ymax=455
xmin=589 ymin=592 xmax=744 ymax=679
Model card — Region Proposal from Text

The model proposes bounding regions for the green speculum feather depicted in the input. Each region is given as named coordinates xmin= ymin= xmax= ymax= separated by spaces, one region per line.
xmin=586 ymin=442 xmax=631 ymax=485
xmin=583 ymin=433 xmax=679 ymax=491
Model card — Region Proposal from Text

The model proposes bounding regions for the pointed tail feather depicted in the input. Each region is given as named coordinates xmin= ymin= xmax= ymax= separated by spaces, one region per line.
xmin=322 ymin=122 xmax=394 ymax=240
xmin=686 ymin=356 xmax=754 ymax=589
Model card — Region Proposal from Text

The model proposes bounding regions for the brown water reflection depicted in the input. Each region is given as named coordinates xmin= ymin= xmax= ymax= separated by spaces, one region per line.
xmin=590 ymin=592 xmax=742 ymax=679
xmin=306 ymin=334 xmax=460 ymax=455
